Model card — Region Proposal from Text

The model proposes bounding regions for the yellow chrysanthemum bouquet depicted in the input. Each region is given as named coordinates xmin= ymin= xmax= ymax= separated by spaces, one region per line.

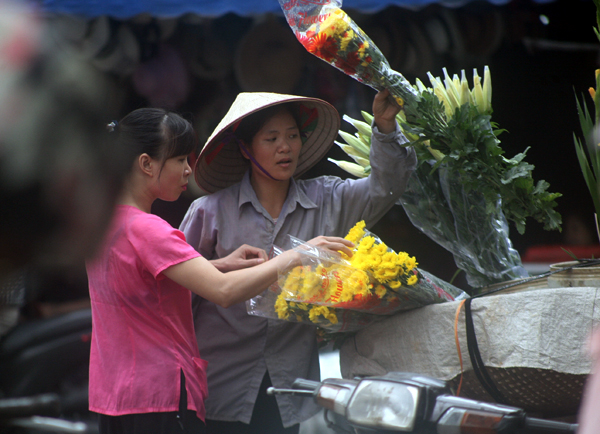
xmin=247 ymin=221 xmax=467 ymax=333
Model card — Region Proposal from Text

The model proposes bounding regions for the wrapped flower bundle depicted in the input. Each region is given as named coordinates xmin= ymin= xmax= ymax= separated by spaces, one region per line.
xmin=247 ymin=221 xmax=467 ymax=333
xmin=278 ymin=0 xmax=418 ymax=109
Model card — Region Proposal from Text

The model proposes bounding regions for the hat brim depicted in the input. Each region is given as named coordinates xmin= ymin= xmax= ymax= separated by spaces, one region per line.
xmin=194 ymin=92 xmax=340 ymax=195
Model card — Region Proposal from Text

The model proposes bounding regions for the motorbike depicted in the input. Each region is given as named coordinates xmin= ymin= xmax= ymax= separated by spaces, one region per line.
xmin=0 ymin=308 xmax=96 ymax=433
xmin=269 ymin=371 xmax=578 ymax=433
xmin=0 ymin=393 xmax=92 ymax=433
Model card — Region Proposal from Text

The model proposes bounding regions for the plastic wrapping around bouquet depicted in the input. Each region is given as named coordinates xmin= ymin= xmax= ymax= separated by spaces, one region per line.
xmin=245 ymin=287 xmax=384 ymax=333
xmin=286 ymin=234 xmax=465 ymax=313
xmin=398 ymin=162 xmax=529 ymax=290
xmin=246 ymin=233 xmax=468 ymax=333
xmin=277 ymin=0 xmax=419 ymax=109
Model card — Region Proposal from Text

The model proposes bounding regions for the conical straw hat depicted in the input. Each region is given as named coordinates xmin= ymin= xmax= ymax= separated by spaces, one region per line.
xmin=194 ymin=92 xmax=340 ymax=195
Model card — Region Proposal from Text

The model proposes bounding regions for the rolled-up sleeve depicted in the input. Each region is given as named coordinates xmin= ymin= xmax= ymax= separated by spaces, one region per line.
xmin=320 ymin=121 xmax=417 ymax=232
xmin=368 ymin=121 xmax=417 ymax=199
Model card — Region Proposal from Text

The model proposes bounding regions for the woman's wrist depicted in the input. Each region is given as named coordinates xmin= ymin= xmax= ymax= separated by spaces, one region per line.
xmin=373 ymin=117 xmax=396 ymax=135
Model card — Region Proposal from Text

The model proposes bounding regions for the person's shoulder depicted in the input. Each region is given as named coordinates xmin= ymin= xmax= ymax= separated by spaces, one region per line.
xmin=191 ymin=183 xmax=240 ymax=207
xmin=119 ymin=207 xmax=172 ymax=234
xmin=296 ymin=175 xmax=345 ymax=192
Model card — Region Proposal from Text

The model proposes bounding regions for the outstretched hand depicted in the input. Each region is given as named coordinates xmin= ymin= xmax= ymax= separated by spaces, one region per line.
xmin=306 ymin=236 xmax=354 ymax=258
xmin=211 ymin=244 xmax=268 ymax=272
xmin=372 ymin=88 xmax=400 ymax=134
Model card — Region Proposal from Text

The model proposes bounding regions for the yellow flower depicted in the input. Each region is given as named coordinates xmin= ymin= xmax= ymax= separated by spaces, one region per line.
xmin=301 ymin=267 xmax=322 ymax=298
xmin=375 ymin=284 xmax=387 ymax=298
xmin=282 ymin=266 xmax=304 ymax=296
xmin=388 ymin=280 xmax=402 ymax=289
xmin=309 ymin=305 xmax=334 ymax=323
xmin=382 ymin=252 xmax=397 ymax=264
xmin=407 ymin=274 xmax=418 ymax=285
xmin=275 ymin=294 xmax=290 ymax=320
xmin=357 ymin=235 xmax=375 ymax=251
xmin=404 ymin=256 xmax=418 ymax=271
xmin=363 ymin=253 xmax=382 ymax=269
xmin=345 ymin=221 xmax=366 ymax=244
xmin=370 ymin=243 xmax=389 ymax=257
xmin=373 ymin=266 xmax=398 ymax=283
xmin=318 ymin=8 xmax=351 ymax=39
xmin=339 ymin=29 xmax=355 ymax=52
xmin=358 ymin=40 xmax=370 ymax=56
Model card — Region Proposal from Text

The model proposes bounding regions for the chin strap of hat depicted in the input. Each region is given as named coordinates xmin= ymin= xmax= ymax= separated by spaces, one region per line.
xmin=222 ymin=131 xmax=277 ymax=181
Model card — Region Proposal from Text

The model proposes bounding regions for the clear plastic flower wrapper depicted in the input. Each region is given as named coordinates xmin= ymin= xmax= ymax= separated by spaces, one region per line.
xmin=400 ymin=164 xmax=529 ymax=289
xmin=277 ymin=0 xmax=419 ymax=109
xmin=246 ymin=222 xmax=468 ymax=333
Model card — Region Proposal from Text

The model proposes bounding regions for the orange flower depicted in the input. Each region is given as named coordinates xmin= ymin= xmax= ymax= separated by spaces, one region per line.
xmin=303 ymin=32 xmax=338 ymax=62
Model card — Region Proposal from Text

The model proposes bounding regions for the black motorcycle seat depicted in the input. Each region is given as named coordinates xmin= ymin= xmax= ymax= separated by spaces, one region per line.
xmin=0 ymin=308 xmax=92 ymax=360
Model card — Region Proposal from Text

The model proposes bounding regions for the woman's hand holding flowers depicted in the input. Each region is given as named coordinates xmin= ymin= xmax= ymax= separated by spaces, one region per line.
xmin=306 ymin=236 xmax=355 ymax=258
xmin=372 ymin=89 xmax=399 ymax=134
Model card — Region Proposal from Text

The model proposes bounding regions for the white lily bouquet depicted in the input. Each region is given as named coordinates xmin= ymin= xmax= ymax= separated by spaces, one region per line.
xmin=278 ymin=0 xmax=562 ymax=291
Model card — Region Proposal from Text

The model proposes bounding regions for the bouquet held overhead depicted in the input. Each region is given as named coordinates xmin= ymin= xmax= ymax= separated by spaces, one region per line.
xmin=247 ymin=0 xmax=563 ymax=336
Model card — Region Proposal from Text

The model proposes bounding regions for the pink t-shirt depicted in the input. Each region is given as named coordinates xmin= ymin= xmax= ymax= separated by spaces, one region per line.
xmin=86 ymin=205 xmax=207 ymax=421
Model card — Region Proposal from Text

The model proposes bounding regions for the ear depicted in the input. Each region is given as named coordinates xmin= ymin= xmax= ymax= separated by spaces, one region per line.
xmin=238 ymin=141 xmax=252 ymax=161
xmin=138 ymin=153 xmax=155 ymax=176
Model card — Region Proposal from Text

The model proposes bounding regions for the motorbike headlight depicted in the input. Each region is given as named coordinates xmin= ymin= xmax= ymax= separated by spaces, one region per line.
xmin=316 ymin=383 xmax=354 ymax=415
xmin=345 ymin=379 xmax=420 ymax=431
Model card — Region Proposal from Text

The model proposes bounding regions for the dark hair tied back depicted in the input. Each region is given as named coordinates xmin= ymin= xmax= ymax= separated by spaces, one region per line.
xmin=106 ymin=121 xmax=118 ymax=133
xmin=116 ymin=108 xmax=197 ymax=165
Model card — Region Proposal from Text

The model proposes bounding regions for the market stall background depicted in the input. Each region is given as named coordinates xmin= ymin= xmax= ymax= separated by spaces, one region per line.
xmin=40 ymin=0 xmax=559 ymax=18
xmin=38 ymin=0 xmax=598 ymax=289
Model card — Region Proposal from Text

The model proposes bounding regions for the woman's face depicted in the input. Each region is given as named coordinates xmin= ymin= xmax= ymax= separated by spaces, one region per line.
xmin=155 ymin=154 xmax=192 ymax=202
xmin=247 ymin=109 xmax=302 ymax=182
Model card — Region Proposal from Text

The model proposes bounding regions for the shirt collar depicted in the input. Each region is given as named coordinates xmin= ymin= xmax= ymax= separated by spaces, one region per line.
xmin=238 ymin=170 xmax=317 ymax=211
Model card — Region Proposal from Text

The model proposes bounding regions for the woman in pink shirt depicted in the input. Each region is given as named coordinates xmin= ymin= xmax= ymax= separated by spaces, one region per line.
xmin=86 ymin=108 xmax=352 ymax=434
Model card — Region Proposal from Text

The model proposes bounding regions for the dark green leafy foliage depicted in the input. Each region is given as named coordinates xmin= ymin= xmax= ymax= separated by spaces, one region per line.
xmin=402 ymin=90 xmax=562 ymax=235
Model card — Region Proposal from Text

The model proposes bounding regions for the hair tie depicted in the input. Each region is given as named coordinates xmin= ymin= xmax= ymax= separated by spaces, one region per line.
xmin=106 ymin=120 xmax=118 ymax=133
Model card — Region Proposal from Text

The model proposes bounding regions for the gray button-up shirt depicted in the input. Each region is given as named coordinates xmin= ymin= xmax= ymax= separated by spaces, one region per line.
xmin=179 ymin=122 xmax=416 ymax=427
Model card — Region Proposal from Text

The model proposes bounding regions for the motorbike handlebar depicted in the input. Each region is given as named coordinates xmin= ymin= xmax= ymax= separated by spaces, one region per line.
xmin=523 ymin=417 xmax=578 ymax=433
xmin=291 ymin=378 xmax=321 ymax=391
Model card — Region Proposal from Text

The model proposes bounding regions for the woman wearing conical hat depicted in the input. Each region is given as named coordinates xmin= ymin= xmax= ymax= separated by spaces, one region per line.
xmin=180 ymin=89 xmax=416 ymax=434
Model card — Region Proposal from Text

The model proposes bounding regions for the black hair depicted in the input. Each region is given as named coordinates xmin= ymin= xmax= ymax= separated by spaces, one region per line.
xmin=113 ymin=108 xmax=197 ymax=165
xmin=234 ymin=102 xmax=302 ymax=146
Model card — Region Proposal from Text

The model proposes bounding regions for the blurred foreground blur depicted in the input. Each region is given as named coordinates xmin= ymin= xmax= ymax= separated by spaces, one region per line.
xmin=0 ymin=1 xmax=128 ymax=281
